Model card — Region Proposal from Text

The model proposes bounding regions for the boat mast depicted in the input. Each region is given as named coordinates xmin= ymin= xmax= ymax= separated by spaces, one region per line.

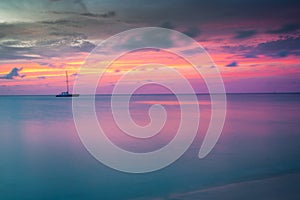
xmin=66 ymin=71 xmax=69 ymax=93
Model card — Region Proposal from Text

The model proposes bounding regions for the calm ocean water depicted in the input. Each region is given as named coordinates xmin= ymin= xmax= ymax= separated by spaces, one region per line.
xmin=1 ymin=94 xmax=300 ymax=199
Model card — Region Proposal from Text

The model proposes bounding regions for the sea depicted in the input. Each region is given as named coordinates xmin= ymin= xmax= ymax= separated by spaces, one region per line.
xmin=1 ymin=94 xmax=300 ymax=199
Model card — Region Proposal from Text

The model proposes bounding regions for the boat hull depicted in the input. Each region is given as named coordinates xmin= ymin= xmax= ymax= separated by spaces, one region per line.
xmin=56 ymin=94 xmax=80 ymax=97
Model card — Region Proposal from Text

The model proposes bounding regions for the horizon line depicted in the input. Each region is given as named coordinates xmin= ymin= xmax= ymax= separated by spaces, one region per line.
xmin=1 ymin=92 xmax=300 ymax=96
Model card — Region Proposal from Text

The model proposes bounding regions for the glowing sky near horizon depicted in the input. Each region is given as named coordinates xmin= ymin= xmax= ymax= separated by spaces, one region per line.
xmin=0 ymin=0 xmax=300 ymax=94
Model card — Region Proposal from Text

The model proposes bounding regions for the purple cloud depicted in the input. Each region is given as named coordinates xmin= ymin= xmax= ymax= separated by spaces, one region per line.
xmin=234 ymin=30 xmax=257 ymax=39
xmin=267 ymin=23 xmax=300 ymax=34
xmin=183 ymin=27 xmax=201 ymax=38
xmin=223 ymin=36 xmax=300 ymax=58
xmin=0 ymin=67 xmax=25 ymax=79
xmin=226 ymin=61 xmax=238 ymax=67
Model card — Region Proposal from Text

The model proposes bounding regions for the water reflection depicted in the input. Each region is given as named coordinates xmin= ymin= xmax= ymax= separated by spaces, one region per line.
xmin=0 ymin=94 xmax=300 ymax=199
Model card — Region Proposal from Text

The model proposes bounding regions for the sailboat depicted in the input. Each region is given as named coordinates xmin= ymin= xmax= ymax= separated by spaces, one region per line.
xmin=56 ymin=71 xmax=79 ymax=97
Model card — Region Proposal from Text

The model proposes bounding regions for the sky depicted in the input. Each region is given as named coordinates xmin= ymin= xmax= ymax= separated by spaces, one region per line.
xmin=0 ymin=0 xmax=300 ymax=94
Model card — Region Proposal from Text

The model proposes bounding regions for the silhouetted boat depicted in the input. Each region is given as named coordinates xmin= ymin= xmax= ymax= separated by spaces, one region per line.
xmin=56 ymin=71 xmax=79 ymax=97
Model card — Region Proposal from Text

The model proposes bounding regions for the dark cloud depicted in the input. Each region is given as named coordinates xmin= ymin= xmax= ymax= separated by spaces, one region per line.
xmin=254 ymin=36 xmax=300 ymax=57
xmin=1 ymin=0 xmax=300 ymax=62
xmin=226 ymin=61 xmax=238 ymax=67
xmin=41 ymin=19 xmax=83 ymax=27
xmin=48 ymin=0 xmax=88 ymax=12
xmin=222 ymin=44 xmax=250 ymax=53
xmin=0 ymin=23 xmax=13 ymax=29
xmin=73 ymin=0 xmax=88 ymax=12
xmin=278 ymin=50 xmax=289 ymax=57
xmin=183 ymin=27 xmax=201 ymax=38
xmin=243 ymin=53 xmax=258 ymax=58
xmin=0 ymin=67 xmax=25 ymax=79
xmin=80 ymin=11 xmax=116 ymax=18
xmin=234 ymin=30 xmax=257 ymax=39
xmin=115 ymin=0 xmax=300 ymax=29
xmin=267 ymin=23 xmax=300 ymax=34
xmin=223 ymin=36 xmax=300 ymax=58
xmin=0 ymin=22 xmax=98 ymax=59
xmin=3 ymin=0 xmax=300 ymax=28
xmin=0 ymin=33 xmax=5 ymax=38
xmin=1 ymin=40 xmax=33 ymax=48
xmin=38 ymin=62 xmax=64 ymax=68
xmin=0 ymin=51 xmax=35 ymax=60
xmin=37 ymin=76 xmax=46 ymax=79
xmin=38 ymin=38 xmax=96 ymax=55
xmin=49 ymin=32 xmax=87 ymax=38
xmin=48 ymin=10 xmax=116 ymax=19
xmin=160 ymin=22 xmax=175 ymax=29
xmin=113 ymin=29 xmax=175 ymax=51
xmin=0 ymin=41 xmax=38 ymax=60
xmin=1 ymin=41 xmax=18 ymax=46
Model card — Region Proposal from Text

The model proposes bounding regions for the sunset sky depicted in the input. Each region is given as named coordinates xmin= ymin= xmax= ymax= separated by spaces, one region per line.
xmin=0 ymin=0 xmax=299 ymax=94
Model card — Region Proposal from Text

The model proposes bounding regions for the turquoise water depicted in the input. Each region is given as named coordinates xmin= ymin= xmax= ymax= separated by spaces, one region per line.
xmin=1 ymin=94 xmax=300 ymax=199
